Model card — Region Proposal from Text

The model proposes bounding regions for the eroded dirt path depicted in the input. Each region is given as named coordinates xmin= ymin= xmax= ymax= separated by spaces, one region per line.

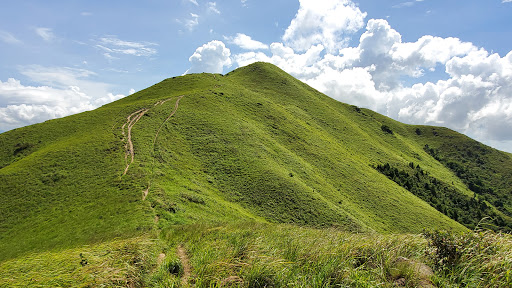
xmin=121 ymin=96 xmax=183 ymax=178
xmin=143 ymin=95 xmax=184 ymax=200
xmin=177 ymin=245 xmax=191 ymax=286
xmin=142 ymin=188 xmax=149 ymax=201
xmin=120 ymin=96 xmax=184 ymax=203
xmin=121 ymin=108 xmax=148 ymax=176
xmin=153 ymin=95 xmax=184 ymax=145
xmin=157 ymin=253 xmax=166 ymax=265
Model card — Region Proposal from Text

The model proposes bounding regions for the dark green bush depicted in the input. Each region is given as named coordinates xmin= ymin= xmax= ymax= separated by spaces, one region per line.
xmin=13 ymin=142 xmax=33 ymax=155
xmin=423 ymin=230 xmax=464 ymax=268
xmin=164 ymin=258 xmax=183 ymax=276
xmin=181 ymin=193 xmax=206 ymax=205
xmin=381 ymin=125 xmax=393 ymax=134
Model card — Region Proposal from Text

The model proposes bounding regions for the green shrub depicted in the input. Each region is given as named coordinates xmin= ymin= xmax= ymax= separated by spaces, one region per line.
xmin=423 ymin=230 xmax=464 ymax=268
xmin=381 ymin=125 xmax=393 ymax=134
xmin=423 ymin=230 xmax=512 ymax=286
xmin=13 ymin=142 xmax=34 ymax=155
xmin=163 ymin=258 xmax=183 ymax=276
xmin=180 ymin=193 xmax=206 ymax=205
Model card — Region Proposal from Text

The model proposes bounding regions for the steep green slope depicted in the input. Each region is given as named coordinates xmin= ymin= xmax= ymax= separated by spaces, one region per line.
xmin=3 ymin=62 xmax=511 ymax=263
xmin=0 ymin=105 xmax=152 ymax=261
xmin=137 ymin=64 xmax=462 ymax=234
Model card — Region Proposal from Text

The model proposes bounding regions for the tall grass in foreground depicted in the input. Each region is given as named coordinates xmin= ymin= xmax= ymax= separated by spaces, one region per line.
xmin=157 ymin=223 xmax=511 ymax=287
xmin=424 ymin=229 xmax=512 ymax=287
xmin=0 ymin=236 xmax=159 ymax=287
xmin=1 ymin=224 xmax=511 ymax=287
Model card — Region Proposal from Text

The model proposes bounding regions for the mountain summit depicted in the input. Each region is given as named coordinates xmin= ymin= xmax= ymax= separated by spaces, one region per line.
xmin=1 ymin=62 xmax=511 ymax=262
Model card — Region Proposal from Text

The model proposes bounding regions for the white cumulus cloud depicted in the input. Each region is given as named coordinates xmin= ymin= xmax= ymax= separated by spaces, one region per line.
xmin=0 ymin=67 xmax=127 ymax=131
xmin=186 ymin=40 xmax=232 ymax=74
xmin=283 ymin=0 xmax=367 ymax=53
xmin=226 ymin=33 xmax=268 ymax=50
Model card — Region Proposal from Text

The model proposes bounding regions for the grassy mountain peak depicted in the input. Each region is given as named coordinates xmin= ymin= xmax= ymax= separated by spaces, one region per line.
xmin=1 ymin=62 xmax=512 ymax=286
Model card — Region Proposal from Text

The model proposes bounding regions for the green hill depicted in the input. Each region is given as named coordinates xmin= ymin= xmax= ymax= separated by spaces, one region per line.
xmin=1 ymin=62 xmax=512 ymax=286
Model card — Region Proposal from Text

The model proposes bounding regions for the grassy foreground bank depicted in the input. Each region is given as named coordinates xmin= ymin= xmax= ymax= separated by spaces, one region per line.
xmin=1 ymin=223 xmax=511 ymax=287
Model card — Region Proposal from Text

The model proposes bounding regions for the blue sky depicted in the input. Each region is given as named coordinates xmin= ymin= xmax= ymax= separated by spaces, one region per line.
xmin=1 ymin=0 xmax=512 ymax=152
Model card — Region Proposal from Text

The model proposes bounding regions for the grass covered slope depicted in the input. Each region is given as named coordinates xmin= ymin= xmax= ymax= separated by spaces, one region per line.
xmin=4 ymin=62 xmax=512 ymax=264
xmin=0 ymin=105 xmax=159 ymax=261
xmin=141 ymin=63 xmax=464 ymax=234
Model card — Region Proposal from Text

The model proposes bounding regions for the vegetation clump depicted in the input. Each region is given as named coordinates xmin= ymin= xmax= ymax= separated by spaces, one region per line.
xmin=13 ymin=142 xmax=34 ymax=155
xmin=375 ymin=162 xmax=511 ymax=231
xmin=424 ymin=142 xmax=512 ymax=221
xmin=381 ymin=124 xmax=393 ymax=134
xmin=423 ymin=229 xmax=512 ymax=286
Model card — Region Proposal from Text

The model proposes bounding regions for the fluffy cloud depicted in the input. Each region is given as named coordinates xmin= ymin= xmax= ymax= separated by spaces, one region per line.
xmin=350 ymin=19 xmax=477 ymax=90
xmin=393 ymin=50 xmax=512 ymax=141
xmin=392 ymin=35 xmax=477 ymax=69
xmin=0 ymin=67 xmax=126 ymax=131
xmin=282 ymin=0 xmax=366 ymax=53
xmin=96 ymin=37 xmax=158 ymax=57
xmin=226 ymin=33 xmax=268 ymax=50
xmin=233 ymin=51 xmax=271 ymax=67
xmin=307 ymin=66 xmax=385 ymax=111
xmin=186 ymin=40 xmax=231 ymax=74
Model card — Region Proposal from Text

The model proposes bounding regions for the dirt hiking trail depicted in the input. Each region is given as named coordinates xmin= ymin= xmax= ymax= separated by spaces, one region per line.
xmin=121 ymin=96 xmax=183 ymax=177
xmin=121 ymin=109 xmax=148 ymax=176
xmin=153 ymin=95 xmax=184 ymax=145
xmin=120 ymin=96 xmax=184 ymax=202
xmin=177 ymin=245 xmax=191 ymax=286
xmin=143 ymin=95 xmax=184 ymax=200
